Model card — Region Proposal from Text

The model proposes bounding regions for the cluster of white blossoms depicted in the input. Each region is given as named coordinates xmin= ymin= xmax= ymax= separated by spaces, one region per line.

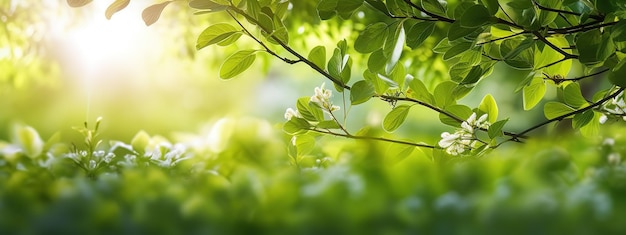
xmin=599 ymin=92 xmax=626 ymax=124
xmin=438 ymin=113 xmax=491 ymax=156
xmin=310 ymin=83 xmax=340 ymax=113
xmin=284 ymin=83 xmax=340 ymax=121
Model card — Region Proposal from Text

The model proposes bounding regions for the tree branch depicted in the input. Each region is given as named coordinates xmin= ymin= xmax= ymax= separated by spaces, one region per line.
xmin=310 ymin=128 xmax=436 ymax=149
xmin=531 ymin=0 xmax=603 ymax=20
xmin=545 ymin=68 xmax=610 ymax=83
xmin=227 ymin=11 xmax=301 ymax=64
xmin=532 ymin=31 xmax=577 ymax=59
xmin=227 ymin=7 xmax=351 ymax=90
xmin=510 ymin=87 xmax=625 ymax=139
xmin=377 ymin=95 xmax=525 ymax=141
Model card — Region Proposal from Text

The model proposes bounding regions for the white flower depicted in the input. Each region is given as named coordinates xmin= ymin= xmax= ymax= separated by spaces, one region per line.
xmin=310 ymin=83 xmax=340 ymax=113
xmin=438 ymin=132 xmax=459 ymax=148
xmin=608 ymin=153 xmax=621 ymax=165
xmin=284 ymin=108 xmax=300 ymax=120
xmin=437 ymin=112 xmax=491 ymax=156
xmin=599 ymin=114 xmax=608 ymax=124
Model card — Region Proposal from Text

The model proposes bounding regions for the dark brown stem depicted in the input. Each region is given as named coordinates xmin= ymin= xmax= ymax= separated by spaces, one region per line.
xmin=511 ymin=87 xmax=625 ymax=138
xmin=310 ymin=129 xmax=436 ymax=149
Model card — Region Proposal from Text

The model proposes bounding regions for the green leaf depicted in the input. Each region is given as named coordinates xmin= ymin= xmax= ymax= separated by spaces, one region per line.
xmin=196 ymin=23 xmax=240 ymax=50
xmin=363 ymin=70 xmax=389 ymax=94
xmin=131 ymin=130 xmax=151 ymax=154
xmin=317 ymin=0 xmax=338 ymax=20
xmin=534 ymin=37 xmax=572 ymax=76
xmin=433 ymin=38 xmax=451 ymax=54
xmin=297 ymin=97 xmax=324 ymax=122
xmin=367 ymin=49 xmax=387 ymax=73
xmin=460 ymin=4 xmax=493 ymax=28
xmin=15 ymin=125 xmax=44 ymax=158
xmin=328 ymin=47 xmax=352 ymax=87
xmin=460 ymin=66 xmax=483 ymax=85
xmin=294 ymin=135 xmax=316 ymax=156
xmin=220 ymin=50 xmax=257 ymax=79
xmin=480 ymin=0 xmax=499 ymax=14
xmin=317 ymin=120 xmax=341 ymax=129
xmin=246 ymin=0 xmax=261 ymax=18
xmin=421 ymin=0 xmax=446 ymax=15
xmin=350 ymin=80 xmax=376 ymax=105
xmin=572 ymin=110 xmax=594 ymax=129
xmin=536 ymin=0 xmax=561 ymax=26
xmin=577 ymin=29 xmax=616 ymax=66
xmin=364 ymin=0 xmax=389 ymax=15
xmin=448 ymin=21 xmax=478 ymax=41
xmin=579 ymin=111 xmax=601 ymax=136
xmin=383 ymin=104 xmax=411 ymax=132
xmin=142 ymin=1 xmax=173 ymax=26
xmin=443 ymin=42 xmax=472 ymax=60
xmin=611 ymin=21 xmax=626 ymax=42
xmin=105 ymin=0 xmax=130 ymax=20
xmin=389 ymin=63 xmax=406 ymax=89
xmin=523 ymin=77 xmax=546 ymax=110
xmin=501 ymin=37 xmax=535 ymax=59
xmin=67 ymin=0 xmax=92 ymax=7
xmin=355 ymin=23 xmax=388 ymax=53
xmin=383 ymin=22 xmax=406 ymax=70
xmin=385 ymin=142 xmax=415 ymax=165
xmin=336 ymin=0 xmax=364 ymax=19
xmin=256 ymin=13 xmax=274 ymax=33
xmin=406 ymin=22 xmax=435 ymax=49
xmin=478 ymin=94 xmax=498 ymax=123
xmin=543 ymin=101 xmax=575 ymax=119
xmin=562 ymin=83 xmax=588 ymax=108
xmin=407 ymin=77 xmax=435 ymax=105
xmin=439 ymin=105 xmax=472 ymax=127
xmin=283 ymin=118 xmax=311 ymax=135
xmin=609 ymin=58 xmax=626 ymax=87
xmin=308 ymin=46 xmax=327 ymax=70
xmin=189 ymin=0 xmax=228 ymax=11
xmin=488 ymin=119 xmax=509 ymax=139
xmin=434 ymin=81 xmax=457 ymax=107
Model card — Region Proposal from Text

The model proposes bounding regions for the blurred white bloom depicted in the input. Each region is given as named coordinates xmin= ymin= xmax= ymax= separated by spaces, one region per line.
xmin=284 ymin=108 xmax=300 ymax=120
xmin=603 ymin=138 xmax=615 ymax=146
xmin=89 ymin=160 xmax=97 ymax=170
xmin=599 ymin=114 xmax=608 ymax=124
xmin=608 ymin=153 xmax=621 ymax=165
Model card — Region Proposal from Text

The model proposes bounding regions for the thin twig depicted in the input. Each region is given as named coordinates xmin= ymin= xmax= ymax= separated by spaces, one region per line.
xmin=546 ymin=68 xmax=610 ymax=83
xmin=310 ymin=128 xmax=436 ymax=149
xmin=511 ymin=87 xmax=625 ymax=139
xmin=227 ymin=11 xmax=301 ymax=64
xmin=532 ymin=31 xmax=577 ymax=59
xmin=477 ymin=31 xmax=527 ymax=46
xmin=531 ymin=0 xmax=603 ymax=20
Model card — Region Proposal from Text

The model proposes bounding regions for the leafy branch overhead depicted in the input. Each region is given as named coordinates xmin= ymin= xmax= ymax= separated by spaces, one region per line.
xmin=69 ymin=0 xmax=626 ymax=158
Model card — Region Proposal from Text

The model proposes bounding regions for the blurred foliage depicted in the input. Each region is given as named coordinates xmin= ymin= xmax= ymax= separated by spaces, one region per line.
xmin=0 ymin=1 xmax=61 ymax=90
xmin=2 ymin=120 xmax=626 ymax=234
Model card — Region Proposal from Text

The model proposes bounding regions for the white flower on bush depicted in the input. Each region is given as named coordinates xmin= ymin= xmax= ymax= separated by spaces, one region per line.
xmin=438 ymin=112 xmax=491 ymax=156
xmin=284 ymin=108 xmax=300 ymax=121
xmin=310 ymin=83 xmax=340 ymax=112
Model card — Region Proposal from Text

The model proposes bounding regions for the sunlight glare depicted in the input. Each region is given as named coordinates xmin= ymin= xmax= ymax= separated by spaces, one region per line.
xmin=65 ymin=1 xmax=153 ymax=77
